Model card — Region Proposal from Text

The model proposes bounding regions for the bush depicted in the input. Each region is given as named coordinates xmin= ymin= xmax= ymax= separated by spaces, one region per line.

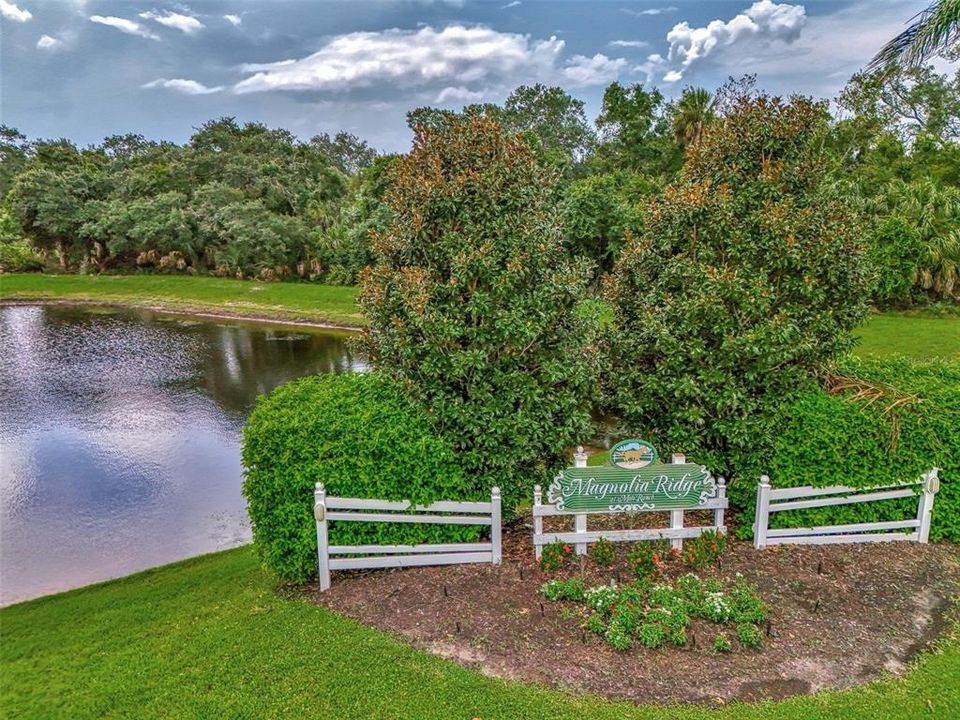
xmin=588 ymin=537 xmax=616 ymax=566
xmin=682 ymin=530 xmax=726 ymax=569
xmin=0 ymin=239 xmax=44 ymax=272
xmin=732 ymin=356 xmax=960 ymax=541
xmin=540 ymin=541 xmax=574 ymax=572
xmin=605 ymin=94 xmax=872 ymax=474
xmin=358 ymin=115 xmax=597 ymax=509
xmin=241 ymin=373 xmax=478 ymax=583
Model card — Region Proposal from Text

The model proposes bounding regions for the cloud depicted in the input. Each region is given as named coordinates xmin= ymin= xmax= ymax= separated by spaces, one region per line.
xmin=235 ymin=25 xmax=624 ymax=95
xmin=434 ymin=86 xmax=485 ymax=103
xmin=89 ymin=15 xmax=160 ymax=40
xmin=142 ymin=78 xmax=223 ymax=95
xmin=563 ymin=53 xmax=627 ymax=86
xmin=36 ymin=34 xmax=64 ymax=51
xmin=140 ymin=10 xmax=204 ymax=34
xmin=501 ymin=1 xmax=521 ymax=7
xmin=621 ymin=6 xmax=677 ymax=17
xmin=652 ymin=0 xmax=806 ymax=82
xmin=0 ymin=0 xmax=31 ymax=22
xmin=224 ymin=14 xmax=242 ymax=27
xmin=609 ymin=40 xmax=649 ymax=49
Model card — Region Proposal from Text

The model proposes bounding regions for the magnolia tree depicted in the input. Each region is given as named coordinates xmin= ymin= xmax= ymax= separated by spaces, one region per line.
xmin=359 ymin=116 xmax=598 ymax=507
xmin=605 ymin=94 xmax=874 ymax=471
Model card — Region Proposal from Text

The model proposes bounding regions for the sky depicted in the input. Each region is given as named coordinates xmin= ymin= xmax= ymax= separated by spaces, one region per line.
xmin=0 ymin=0 xmax=937 ymax=152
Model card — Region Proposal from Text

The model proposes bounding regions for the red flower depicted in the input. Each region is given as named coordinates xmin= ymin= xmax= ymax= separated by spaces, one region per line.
xmin=563 ymin=544 xmax=572 ymax=553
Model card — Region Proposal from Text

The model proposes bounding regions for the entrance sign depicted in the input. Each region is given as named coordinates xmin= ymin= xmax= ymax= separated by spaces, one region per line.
xmin=547 ymin=462 xmax=717 ymax=512
xmin=533 ymin=440 xmax=727 ymax=560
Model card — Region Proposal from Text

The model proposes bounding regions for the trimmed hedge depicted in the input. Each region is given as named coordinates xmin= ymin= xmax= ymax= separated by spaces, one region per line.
xmin=242 ymin=373 xmax=479 ymax=583
xmin=731 ymin=356 xmax=959 ymax=541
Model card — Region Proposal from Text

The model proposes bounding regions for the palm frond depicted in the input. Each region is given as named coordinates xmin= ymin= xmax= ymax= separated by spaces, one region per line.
xmin=869 ymin=0 xmax=960 ymax=71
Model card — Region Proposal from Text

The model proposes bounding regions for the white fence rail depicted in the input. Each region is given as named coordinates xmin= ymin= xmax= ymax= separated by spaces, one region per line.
xmin=314 ymin=483 xmax=501 ymax=591
xmin=533 ymin=452 xmax=727 ymax=559
xmin=753 ymin=469 xmax=940 ymax=548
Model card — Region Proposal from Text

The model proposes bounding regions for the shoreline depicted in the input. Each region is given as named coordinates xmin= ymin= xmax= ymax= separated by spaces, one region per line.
xmin=0 ymin=296 xmax=364 ymax=332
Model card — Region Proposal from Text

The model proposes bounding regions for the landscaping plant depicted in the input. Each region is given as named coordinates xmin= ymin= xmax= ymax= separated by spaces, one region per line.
xmin=605 ymin=92 xmax=873 ymax=474
xmin=540 ymin=541 xmax=574 ymax=573
xmin=358 ymin=115 xmax=598 ymax=508
xmin=682 ymin=530 xmax=727 ymax=569
xmin=543 ymin=572 xmax=766 ymax=653
xmin=241 ymin=373 xmax=477 ymax=583
xmin=588 ymin=537 xmax=616 ymax=567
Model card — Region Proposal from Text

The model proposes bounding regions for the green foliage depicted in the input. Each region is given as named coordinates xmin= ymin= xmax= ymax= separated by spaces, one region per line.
xmin=606 ymin=93 xmax=873 ymax=474
xmin=713 ymin=633 xmax=733 ymax=653
xmin=627 ymin=542 xmax=668 ymax=579
xmin=0 ymin=207 xmax=43 ymax=272
xmin=588 ymin=537 xmax=616 ymax=567
xmin=540 ymin=541 xmax=574 ymax=572
xmin=358 ymin=115 xmax=597 ymax=508
xmin=681 ymin=530 xmax=726 ymax=569
xmin=241 ymin=372 xmax=476 ymax=583
xmin=736 ymin=623 xmax=764 ymax=650
xmin=540 ymin=577 xmax=586 ymax=602
xmin=544 ymin=575 xmax=766 ymax=653
xmin=732 ymin=355 xmax=960 ymax=541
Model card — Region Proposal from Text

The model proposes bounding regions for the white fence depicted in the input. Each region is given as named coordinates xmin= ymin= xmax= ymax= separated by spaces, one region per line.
xmin=753 ymin=469 xmax=940 ymax=548
xmin=314 ymin=483 xmax=501 ymax=591
xmin=533 ymin=451 xmax=727 ymax=559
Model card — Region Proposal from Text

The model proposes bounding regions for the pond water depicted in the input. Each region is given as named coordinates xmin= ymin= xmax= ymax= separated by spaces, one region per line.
xmin=0 ymin=303 xmax=361 ymax=606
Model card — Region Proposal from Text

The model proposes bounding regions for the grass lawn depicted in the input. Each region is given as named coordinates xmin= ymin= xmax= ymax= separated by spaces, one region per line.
xmin=854 ymin=310 xmax=960 ymax=359
xmin=1 ymin=546 xmax=957 ymax=720
xmin=0 ymin=273 xmax=363 ymax=327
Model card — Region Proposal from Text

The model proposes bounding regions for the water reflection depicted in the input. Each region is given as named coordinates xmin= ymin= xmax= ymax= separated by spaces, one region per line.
xmin=0 ymin=304 xmax=361 ymax=605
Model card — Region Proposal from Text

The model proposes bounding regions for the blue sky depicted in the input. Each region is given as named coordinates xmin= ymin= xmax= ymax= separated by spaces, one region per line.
xmin=1 ymin=1 xmax=934 ymax=152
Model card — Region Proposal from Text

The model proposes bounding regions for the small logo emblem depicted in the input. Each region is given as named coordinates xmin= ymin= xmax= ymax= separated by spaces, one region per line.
xmin=609 ymin=438 xmax=657 ymax=469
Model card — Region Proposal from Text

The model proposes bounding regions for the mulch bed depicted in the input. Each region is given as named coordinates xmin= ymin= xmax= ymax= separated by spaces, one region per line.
xmin=312 ymin=516 xmax=960 ymax=704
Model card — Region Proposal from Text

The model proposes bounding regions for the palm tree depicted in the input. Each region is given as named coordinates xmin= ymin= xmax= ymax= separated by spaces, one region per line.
xmin=870 ymin=0 xmax=960 ymax=70
xmin=672 ymin=88 xmax=716 ymax=149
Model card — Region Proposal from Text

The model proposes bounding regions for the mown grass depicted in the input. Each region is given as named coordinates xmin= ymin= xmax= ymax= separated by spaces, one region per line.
xmin=0 ymin=273 xmax=363 ymax=327
xmin=1 ymin=546 xmax=957 ymax=720
xmin=854 ymin=311 xmax=960 ymax=359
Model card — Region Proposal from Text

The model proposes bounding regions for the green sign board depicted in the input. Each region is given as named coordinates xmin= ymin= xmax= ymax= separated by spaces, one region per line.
xmin=547 ymin=439 xmax=716 ymax=512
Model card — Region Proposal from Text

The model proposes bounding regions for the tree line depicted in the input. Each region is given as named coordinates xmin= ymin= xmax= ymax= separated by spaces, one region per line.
xmin=2 ymin=63 xmax=959 ymax=304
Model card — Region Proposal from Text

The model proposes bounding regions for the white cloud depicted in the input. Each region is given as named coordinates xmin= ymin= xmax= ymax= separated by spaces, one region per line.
xmin=140 ymin=10 xmax=204 ymax=34
xmin=610 ymin=40 xmax=650 ymax=49
xmin=563 ymin=53 xmax=627 ymax=86
xmin=622 ymin=6 xmax=677 ymax=17
xmin=434 ymin=86 xmax=485 ymax=103
xmin=234 ymin=25 xmax=604 ymax=94
xmin=89 ymin=15 xmax=160 ymax=40
xmin=655 ymin=1 xmax=806 ymax=82
xmin=36 ymin=34 xmax=64 ymax=51
xmin=501 ymin=1 xmax=521 ymax=8
xmin=142 ymin=78 xmax=223 ymax=95
xmin=224 ymin=14 xmax=242 ymax=27
xmin=0 ymin=0 xmax=32 ymax=22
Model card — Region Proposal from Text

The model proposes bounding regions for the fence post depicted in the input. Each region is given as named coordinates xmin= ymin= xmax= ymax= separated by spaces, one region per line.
xmin=573 ymin=446 xmax=588 ymax=555
xmin=491 ymin=486 xmax=502 ymax=565
xmin=916 ymin=468 xmax=940 ymax=543
xmin=715 ymin=476 xmax=727 ymax=533
xmin=315 ymin=482 xmax=330 ymax=591
xmin=533 ymin=484 xmax=543 ymax=561
xmin=754 ymin=475 xmax=771 ymax=550
xmin=669 ymin=452 xmax=685 ymax=551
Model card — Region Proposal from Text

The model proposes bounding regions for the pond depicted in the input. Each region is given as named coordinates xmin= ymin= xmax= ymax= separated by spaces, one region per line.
xmin=0 ymin=303 xmax=361 ymax=606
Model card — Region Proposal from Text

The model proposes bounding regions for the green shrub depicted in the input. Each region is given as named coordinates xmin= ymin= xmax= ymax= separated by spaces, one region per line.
xmin=588 ymin=537 xmax=616 ymax=566
xmin=539 ymin=541 xmax=574 ymax=572
xmin=0 ymin=239 xmax=44 ymax=272
xmin=682 ymin=530 xmax=726 ymax=569
xmin=241 ymin=373 xmax=478 ymax=583
xmin=358 ymin=115 xmax=597 ymax=510
xmin=605 ymin=93 xmax=872 ymax=475
xmin=732 ymin=356 xmax=959 ymax=541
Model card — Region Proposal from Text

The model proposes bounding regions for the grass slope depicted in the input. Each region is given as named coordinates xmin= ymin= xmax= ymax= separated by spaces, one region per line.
xmin=0 ymin=274 xmax=363 ymax=327
xmin=1 ymin=547 xmax=957 ymax=720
